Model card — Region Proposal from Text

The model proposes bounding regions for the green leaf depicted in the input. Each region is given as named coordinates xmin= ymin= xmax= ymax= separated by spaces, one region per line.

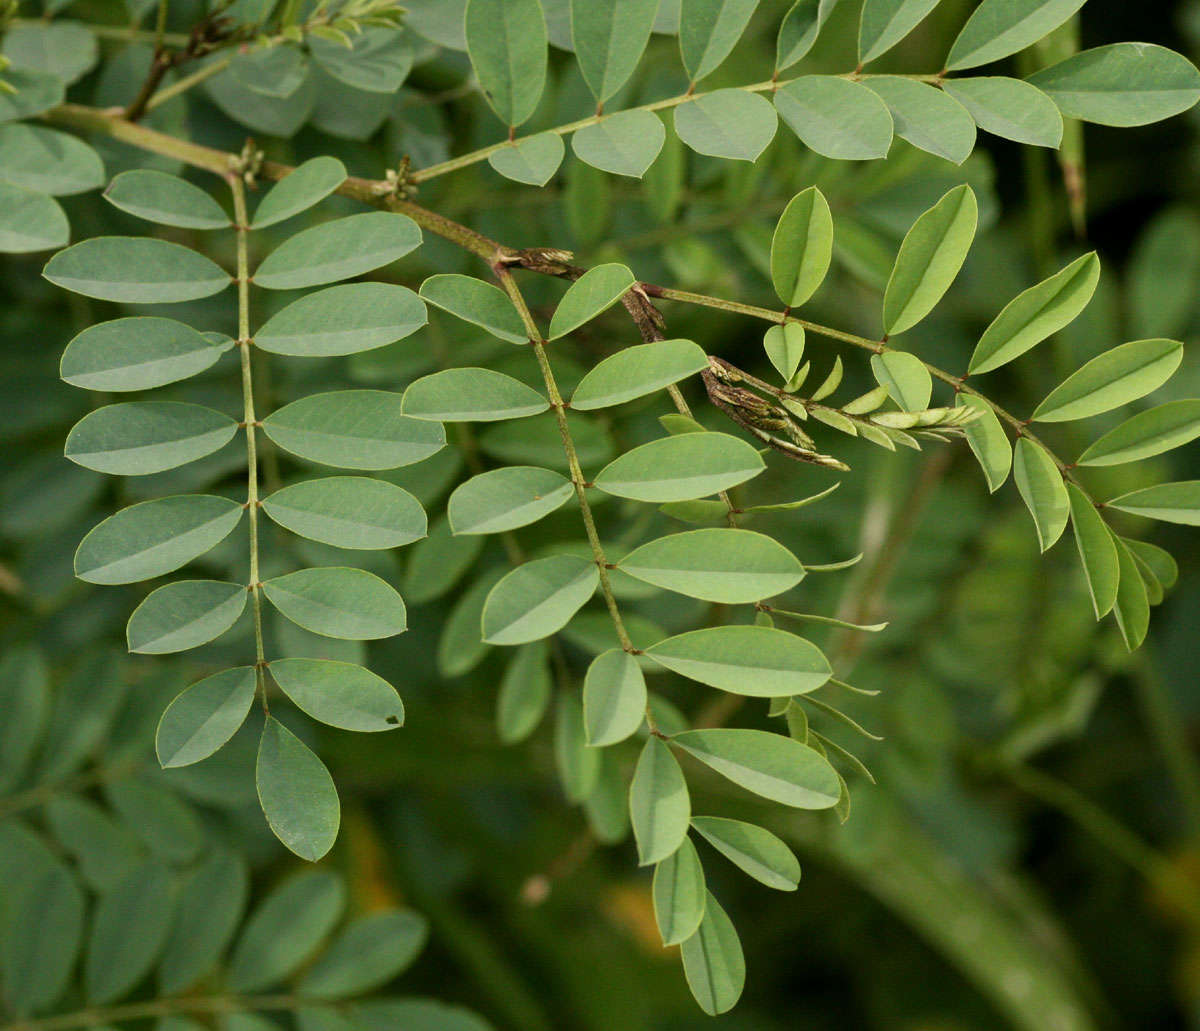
xmin=256 ymin=718 xmax=341 ymax=862
xmin=1066 ymin=483 xmax=1119 ymax=618
xmin=75 ymin=495 xmax=243 ymax=585
xmin=956 ymin=394 xmax=1011 ymax=492
xmin=159 ymin=851 xmax=248 ymax=993
xmin=1128 ymin=208 xmax=1200 ymax=340
xmin=0 ymin=182 xmax=65 ymax=253
xmin=230 ymin=44 xmax=309 ymax=99
xmin=629 ymin=736 xmax=690 ymax=865
xmin=691 ymin=816 xmax=800 ymax=890
xmin=674 ymin=89 xmax=778 ymax=161
xmin=941 ymin=77 xmax=1063 ymax=147
xmin=309 ymin=27 xmax=411 ymax=93
xmin=572 ymin=110 xmax=666 ymax=177
xmin=1032 ymin=338 xmax=1183 ymax=422
xmin=229 ymin=870 xmax=345 ymax=990
xmin=465 ymin=0 xmax=547 ymax=126
xmin=0 ymin=69 xmax=64 ymax=123
xmin=448 ymin=466 xmax=574 ymax=535
xmin=127 ymin=580 xmax=247 ymax=654
xmin=105 ymin=781 xmax=203 ymax=864
xmin=488 ymin=133 xmax=565 ymax=186
xmin=571 ymin=339 xmax=708 ymax=409
xmin=594 ymin=432 xmax=765 ymax=502
xmin=269 ymin=658 xmax=404 ymax=732
xmin=1078 ymin=400 xmax=1200 ymax=467
xmin=263 ymin=476 xmax=426 ymax=550
xmin=497 ymin=641 xmax=552 ymax=743
xmin=264 ymin=567 xmax=407 ymax=640
xmin=403 ymin=368 xmax=549 ymax=421
xmin=300 ymin=910 xmax=428 ymax=1000
xmin=419 ymin=274 xmax=527 ymax=343
xmin=946 ymin=0 xmax=1086 ymax=71
xmin=0 ymin=646 xmax=48 ymax=791
xmin=481 ymin=554 xmax=599 ymax=645
xmin=871 ymin=352 xmax=932 ymax=411
xmin=680 ymin=892 xmax=745 ymax=1016
xmin=44 ymin=796 xmax=140 ymax=892
xmin=776 ymin=0 xmax=840 ymax=71
xmin=646 ymin=626 xmax=830 ymax=695
xmin=672 ymin=728 xmax=840 ymax=808
xmin=2 ymin=864 xmax=83 ymax=1017
xmin=103 ymin=170 xmax=230 ymax=229
xmin=404 ymin=517 xmax=485 ymax=603
xmin=555 ymin=691 xmax=601 ymax=802
xmin=0 ymin=124 xmax=105 ymax=195
xmin=1013 ymin=438 xmax=1069 ymax=551
xmin=60 ymin=317 xmax=226 ymax=392
xmin=262 ymin=390 xmax=445 ymax=470
xmin=548 ymin=263 xmax=637 ymax=339
xmin=968 ymin=253 xmax=1100 ymax=374
xmin=863 ymin=76 xmax=976 ymax=164
xmin=2 ymin=20 xmax=97 ymax=83
xmin=1106 ymin=482 xmax=1200 ymax=525
xmin=763 ymin=323 xmax=805 ymax=382
xmin=256 ymin=283 xmax=425 ymax=357
xmin=583 ymin=648 xmax=647 ymax=745
xmin=678 ymin=0 xmax=758 ymax=82
xmin=858 ymin=0 xmax=940 ymax=64
xmin=775 ymin=77 xmax=894 ymax=160
xmin=254 ymin=213 xmax=421 ymax=290
xmin=771 ymin=187 xmax=833 ymax=307
xmin=85 ymin=861 xmax=174 ymax=1004
xmin=881 ymin=184 xmax=977 ymax=335
xmin=43 ymin=237 xmax=230 ymax=302
xmin=156 ymin=666 xmax=257 ymax=768
xmin=65 ymin=401 xmax=238 ymax=476
xmin=1028 ymin=43 xmax=1200 ymax=126
xmin=251 ymin=157 xmax=347 ymax=229
xmin=653 ymin=839 xmax=707 ymax=945
xmin=571 ymin=0 xmax=659 ymax=102
xmin=1113 ymin=538 xmax=1150 ymax=650
xmin=619 ymin=529 xmax=804 ymax=603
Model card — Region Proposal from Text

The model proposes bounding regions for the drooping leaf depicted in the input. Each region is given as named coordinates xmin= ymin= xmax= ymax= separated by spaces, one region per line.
xmin=127 ymin=580 xmax=247 ymax=654
xmin=448 ymin=466 xmax=574 ymax=535
xmin=946 ymin=0 xmax=1087 ymax=71
xmin=572 ymin=110 xmax=666 ymax=177
xmin=674 ymin=90 xmax=778 ymax=161
xmin=263 ymin=476 xmax=426 ymax=550
xmin=1066 ymin=483 xmax=1119 ymax=618
xmin=252 ymin=157 xmax=347 ymax=228
xmin=858 ymin=0 xmax=941 ymax=64
xmin=419 ymin=274 xmax=528 ymax=343
xmin=254 ymin=213 xmax=421 ymax=290
xmin=548 ymin=263 xmax=637 ymax=339
xmin=941 ymin=77 xmax=1063 ymax=147
xmin=671 ymin=728 xmax=840 ymax=807
xmin=497 ymin=641 xmax=553 ymax=743
xmin=264 ymin=567 xmax=407 ymax=640
xmin=968 ymin=252 xmax=1100 ymax=374
xmin=863 ymin=76 xmax=976 ymax=164
xmin=269 ymin=658 xmax=404 ymax=732
xmin=1013 ymin=437 xmax=1069 ymax=551
xmin=156 ymin=666 xmax=258 ymax=767
xmin=1031 ymin=338 xmax=1183 ymax=422
xmin=74 ymin=495 xmax=243 ymax=585
xmin=774 ymin=77 xmax=895 ymax=160
xmin=403 ymin=368 xmax=550 ymax=421
xmin=262 ymin=390 xmax=445 ymax=470
xmin=1112 ymin=538 xmax=1150 ymax=650
xmin=871 ymin=352 xmax=933 ymax=411
xmin=255 ymin=719 xmax=341 ymax=862
xmin=571 ymin=0 xmax=659 ymax=102
xmin=1105 ymin=482 xmax=1200 ymax=525
xmin=1078 ymin=400 xmax=1200 ymax=467
xmin=771 ymin=187 xmax=834 ymax=307
xmin=776 ymin=0 xmax=840 ymax=71
xmin=488 ymin=133 xmax=565 ymax=186
xmin=309 ymin=27 xmax=412 ymax=93
xmin=629 ymin=736 xmax=691 ymax=865
xmin=2 ymin=864 xmax=83 ymax=1017
xmin=300 ymin=910 xmax=428 ymax=1000
xmin=691 ymin=816 xmax=801 ymax=890
xmin=646 ymin=626 xmax=830 ymax=695
xmin=555 ymin=691 xmax=601 ymax=802
xmin=881 ymin=184 xmax=977 ymax=335
xmin=43 ymin=237 xmax=230 ymax=302
xmin=678 ymin=0 xmax=759 ymax=81
xmin=481 ymin=554 xmax=599 ymax=645
xmin=103 ymin=170 xmax=230 ymax=229
xmin=159 ymin=851 xmax=248 ymax=993
xmin=571 ymin=339 xmax=708 ymax=409
xmin=0 ymin=124 xmax=105 ymax=195
xmin=594 ymin=432 xmax=765 ymax=502
xmin=1027 ymin=43 xmax=1200 ymax=126
xmin=763 ymin=323 xmax=805 ymax=382
xmin=60 ymin=317 xmax=227 ymax=392
xmin=465 ymin=0 xmax=547 ymax=127
xmin=653 ymin=838 xmax=707 ymax=945
xmin=957 ymin=394 xmax=1012 ymax=492
xmin=583 ymin=648 xmax=647 ymax=745
xmin=679 ymin=893 xmax=745 ymax=1016
xmin=65 ymin=401 xmax=238 ymax=476
xmin=85 ymin=861 xmax=174 ymax=1004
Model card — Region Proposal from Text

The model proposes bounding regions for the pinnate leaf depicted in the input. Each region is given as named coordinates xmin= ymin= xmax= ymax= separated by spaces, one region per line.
xmin=127 ymin=580 xmax=247 ymax=654
xmin=255 ymin=719 xmax=341 ymax=863
xmin=630 ymin=736 xmax=690 ymax=865
xmin=481 ymin=555 xmax=599 ymax=645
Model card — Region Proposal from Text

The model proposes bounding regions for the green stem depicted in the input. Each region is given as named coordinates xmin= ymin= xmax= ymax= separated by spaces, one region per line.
xmin=145 ymin=54 xmax=233 ymax=112
xmin=0 ymin=995 xmax=304 ymax=1031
